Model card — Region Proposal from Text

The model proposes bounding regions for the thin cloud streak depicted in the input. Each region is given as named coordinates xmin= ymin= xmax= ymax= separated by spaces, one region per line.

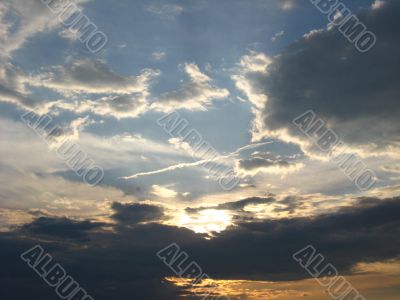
xmin=121 ymin=141 xmax=273 ymax=180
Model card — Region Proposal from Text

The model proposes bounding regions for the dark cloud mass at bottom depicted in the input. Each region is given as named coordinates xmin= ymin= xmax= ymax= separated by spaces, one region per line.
xmin=1 ymin=196 xmax=399 ymax=299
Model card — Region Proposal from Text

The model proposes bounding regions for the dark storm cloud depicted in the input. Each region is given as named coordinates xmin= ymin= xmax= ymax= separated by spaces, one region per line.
xmin=0 ymin=222 xmax=203 ymax=300
xmin=1 ymin=196 xmax=399 ymax=300
xmin=190 ymin=196 xmax=400 ymax=280
xmin=251 ymin=0 xmax=400 ymax=148
xmin=111 ymin=202 xmax=166 ymax=225
xmin=19 ymin=217 xmax=104 ymax=240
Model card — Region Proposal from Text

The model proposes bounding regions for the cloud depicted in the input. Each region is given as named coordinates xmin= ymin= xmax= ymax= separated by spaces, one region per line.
xmin=372 ymin=0 xmax=386 ymax=10
xmin=28 ymin=58 xmax=159 ymax=95
xmin=2 ymin=58 xmax=226 ymax=119
xmin=193 ymin=196 xmax=400 ymax=280
xmin=150 ymin=63 xmax=229 ymax=112
xmin=121 ymin=159 xmax=209 ymax=180
xmin=383 ymin=165 xmax=400 ymax=173
xmin=239 ymin=156 xmax=289 ymax=170
xmin=0 ymin=0 xmax=86 ymax=58
xmin=20 ymin=216 xmax=104 ymax=240
xmin=111 ymin=202 xmax=165 ymax=226
xmin=0 ymin=58 xmax=159 ymax=117
xmin=23 ymin=58 xmax=161 ymax=118
xmin=0 ymin=1 xmax=88 ymax=110
xmin=48 ymin=94 xmax=151 ymax=119
xmin=186 ymin=196 xmax=275 ymax=214
xmin=280 ymin=0 xmax=295 ymax=11
xmin=0 ymin=196 xmax=399 ymax=299
xmin=24 ymin=60 xmax=231 ymax=118
xmin=236 ymin=152 xmax=303 ymax=175
xmin=231 ymin=52 xmax=271 ymax=141
xmin=0 ymin=224 xmax=195 ymax=299
xmin=184 ymin=195 xmax=312 ymax=220
xmin=0 ymin=62 xmax=38 ymax=109
xmin=46 ymin=116 xmax=93 ymax=148
xmin=122 ymin=141 xmax=272 ymax=180
xmin=152 ymin=51 xmax=166 ymax=61
xmin=58 ymin=28 xmax=81 ymax=41
xmin=150 ymin=185 xmax=178 ymax=198
xmin=271 ymin=30 xmax=285 ymax=42
xmin=145 ymin=3 xmax=183 ymax=19
xmin=0 ymin=117 xmax=151 ymax=220
xmin=234 ymin=0 xmax=400 ymax=155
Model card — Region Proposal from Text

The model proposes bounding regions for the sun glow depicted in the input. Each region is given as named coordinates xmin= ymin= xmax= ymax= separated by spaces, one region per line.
xmin=177 ymin=209 xmax=232 ymax=234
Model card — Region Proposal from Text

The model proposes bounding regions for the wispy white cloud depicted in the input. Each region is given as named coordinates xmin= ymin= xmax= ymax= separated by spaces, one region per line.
xmin=0 ymin=62 xmax=36 ymax=108
xmin=150 ymin=184 xmax=178 ymax=198
xmin=0 ymin=0 xmax=86 ymax=58
xmin=280 ymin=0 xmax=295 ymax=11
xmin=145 ymin=3 xmax=183 ymax=19
xmin=150 ymin=63 xmax=229 ymax=112
xmin=27 ymin=58 xmax=159 ymax=95
xmin=232 ymin=52 xmax=272 ymax=141
xmin=271 ymin=30 xmax=285 ymax=42
xmin=152 ymin=51 xmax=166 ymax=61
xmin=22 ymin=58 xmax=161 ymax=118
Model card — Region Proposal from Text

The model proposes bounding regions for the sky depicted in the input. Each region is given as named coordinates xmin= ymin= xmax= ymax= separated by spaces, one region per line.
xmin=0 ymin=0 xmax=400 ymax=299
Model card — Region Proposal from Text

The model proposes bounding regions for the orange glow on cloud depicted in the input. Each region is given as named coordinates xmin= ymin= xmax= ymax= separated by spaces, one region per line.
xmin=165 ymin=259 xmax=400 ymax=300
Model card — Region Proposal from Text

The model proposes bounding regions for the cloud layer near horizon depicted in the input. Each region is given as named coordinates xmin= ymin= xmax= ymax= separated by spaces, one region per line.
xmin=1 ymin=196 xmax=400 ymax=299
